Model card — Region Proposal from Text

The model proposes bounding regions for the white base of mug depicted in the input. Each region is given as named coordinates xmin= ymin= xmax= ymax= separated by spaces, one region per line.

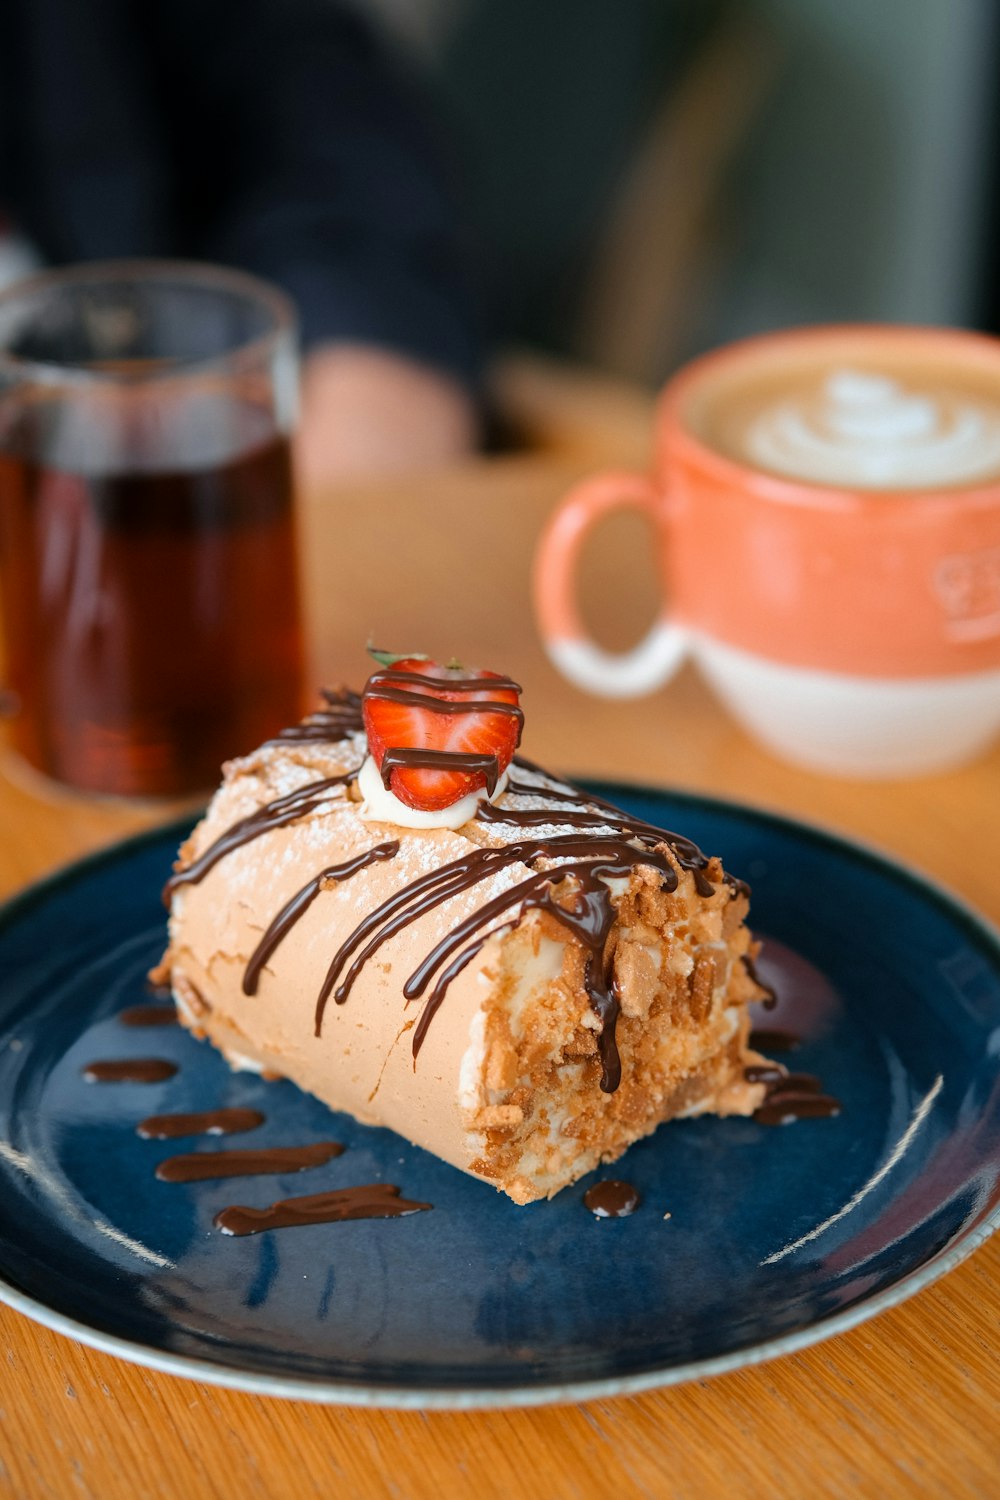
xmin=546 ymin=622 xmax=688 ymax=699
xmin=695 ymin=639 xmax=1000 ymax=778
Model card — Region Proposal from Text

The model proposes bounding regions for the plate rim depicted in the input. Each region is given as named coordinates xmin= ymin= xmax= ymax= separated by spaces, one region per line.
xmin=1 ymin=781 xmax=998 ymax=1409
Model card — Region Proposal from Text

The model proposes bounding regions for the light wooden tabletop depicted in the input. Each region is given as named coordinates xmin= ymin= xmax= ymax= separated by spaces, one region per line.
xmin=1 ymin=366 xmax=998 ymax=1499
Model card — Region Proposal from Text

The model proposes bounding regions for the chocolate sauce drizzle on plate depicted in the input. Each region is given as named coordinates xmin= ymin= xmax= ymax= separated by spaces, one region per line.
xmin=583 ymin=1180 xmax=641 ymax=1217
xmin=155 ymin=1141 xmax=344 ymax=1183
xmin=214 ymin=1182 xmax=432 ymax=1237
xmin=118 ymin=1004 xmax=179 ymax=1028
xmin=744 ymin=1063 xmax=786 ymax=1085
xmin=137 ymin=1108 xmax=265 ymax=1140
xmin=749 ymin=1027 xmax=800 ymax=1054
xmin=754 ymin=1072 xmax=841 ymax=1126
xmin=83 ymin=1058 xmax=178 ymax=1083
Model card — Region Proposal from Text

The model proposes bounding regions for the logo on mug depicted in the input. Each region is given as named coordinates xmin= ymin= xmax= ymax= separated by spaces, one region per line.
xmin=934 ymin=548 xmax=1000 ymax=643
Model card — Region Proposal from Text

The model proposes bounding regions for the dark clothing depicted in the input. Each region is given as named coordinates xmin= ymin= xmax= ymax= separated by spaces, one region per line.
xmin=0 ymin=0 xmax=482 ymax=383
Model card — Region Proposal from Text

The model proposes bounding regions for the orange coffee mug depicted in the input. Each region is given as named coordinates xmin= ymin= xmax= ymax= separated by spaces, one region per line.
xmin=534 ymin=325 xmax=1000 ymax=777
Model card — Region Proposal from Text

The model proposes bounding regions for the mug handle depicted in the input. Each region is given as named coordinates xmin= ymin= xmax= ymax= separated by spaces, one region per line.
xmin=533 ymin=470 xmax=689 ymax=697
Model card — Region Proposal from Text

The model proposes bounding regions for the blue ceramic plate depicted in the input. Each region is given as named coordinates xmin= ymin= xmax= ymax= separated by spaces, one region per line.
xmin=0 ymin=785 xmax=998 ymax=1409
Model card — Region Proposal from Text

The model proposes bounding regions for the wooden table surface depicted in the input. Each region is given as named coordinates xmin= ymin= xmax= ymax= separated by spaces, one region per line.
xmin=1 ymin=371 xmax=999 ymax=1498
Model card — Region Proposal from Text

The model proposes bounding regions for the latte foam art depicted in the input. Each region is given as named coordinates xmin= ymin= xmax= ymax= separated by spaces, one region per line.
xmin=746 ymin=368 xmax=1000 ymax=488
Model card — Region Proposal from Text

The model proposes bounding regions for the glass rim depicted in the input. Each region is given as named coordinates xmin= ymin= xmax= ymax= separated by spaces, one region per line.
xmin=0 ymin=258 xmax=298 ymax=387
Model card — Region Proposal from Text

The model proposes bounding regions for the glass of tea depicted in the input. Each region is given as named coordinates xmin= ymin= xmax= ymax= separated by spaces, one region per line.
xmin=0 ymin=260 xmax=306 ymax=797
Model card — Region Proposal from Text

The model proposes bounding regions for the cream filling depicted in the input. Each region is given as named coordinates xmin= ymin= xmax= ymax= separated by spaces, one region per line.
xmin=356 ymin=753 xmax=510 ymax=830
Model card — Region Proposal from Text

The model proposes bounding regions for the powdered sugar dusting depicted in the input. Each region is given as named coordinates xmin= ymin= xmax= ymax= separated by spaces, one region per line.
xmin=470 ymin=764 xmax=628 ymax=850
xmin=168 ymin=737 xmax=672 ymax=998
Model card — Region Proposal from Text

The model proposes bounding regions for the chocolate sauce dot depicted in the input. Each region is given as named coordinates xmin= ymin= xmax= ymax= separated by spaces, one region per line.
xmin=583 ymin=1180 xmax=641 ymax=1218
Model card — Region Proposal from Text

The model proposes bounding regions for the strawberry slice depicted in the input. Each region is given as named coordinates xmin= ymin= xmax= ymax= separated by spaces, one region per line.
xmin=362 ymin=654 xmax=523 ymax=811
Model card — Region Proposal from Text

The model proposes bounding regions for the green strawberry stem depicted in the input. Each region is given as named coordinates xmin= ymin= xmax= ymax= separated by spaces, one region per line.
xmin=367 ymin=646 xmax=469 ymax=674
xmin=367 ymin=646 xmax=430 ymax=668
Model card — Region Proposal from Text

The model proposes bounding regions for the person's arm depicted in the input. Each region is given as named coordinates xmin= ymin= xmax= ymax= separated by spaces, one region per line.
xmin=0 ymin=0 xmax=483 ymax=477
xmin=297 ymin=343 xmax=477 ymax=483
xmin=145 ymin=0 xmax=483 ymax=477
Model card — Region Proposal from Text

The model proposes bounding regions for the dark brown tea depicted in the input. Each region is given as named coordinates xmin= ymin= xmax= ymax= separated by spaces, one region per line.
xmin=0 ymin=404 xmax=305 ymax=796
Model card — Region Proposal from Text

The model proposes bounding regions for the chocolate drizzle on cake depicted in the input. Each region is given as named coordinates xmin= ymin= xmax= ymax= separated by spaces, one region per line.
xmin=364 ymin=684 xmax=524 ymax=725
xmin=155 ymin=1141 xmax=344 ymax=1183
xmin=267 ymin=687 xmax=364 ymax=746
xmin=214 ymin=1182 xmax=432 ymax=1237
xmin=314 ymin=830 xmax=685 ymax=1095
xmin=165 ymin=696 xmax=764 ymax=1100
xmin=379 ymin=747 xmax=504 ymax=794
xmin=502 ymin=769 xmax=718 ymax=898
xmin=213 ymin=749 xmax=755 ymax=1096
xmin=243 ymin=842 xmax=400 ymax=996
xmin=364 ymin=668 xmax=524 ymax=796
xmin=310 ymin=761 xmax=731 ymax=1097
xmin=163 ymin=690 xmax=370 ymax=899
xmin=165 ymin=773 xmax=355 ymax=896
xmin=742 ymin=953 xmax=777 ymax=1009
xmin=477 ymin=797 xmax=717 ymax=897
xmin=365 ymin=669 xmax=522 ymax=727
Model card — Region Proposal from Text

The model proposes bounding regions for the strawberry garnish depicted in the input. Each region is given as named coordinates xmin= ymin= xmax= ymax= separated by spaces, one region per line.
xmin=362 ymin=653 xmax=523 ymax=811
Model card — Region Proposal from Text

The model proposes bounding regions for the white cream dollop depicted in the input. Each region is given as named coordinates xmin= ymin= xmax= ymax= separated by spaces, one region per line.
xmin=746 ymin=367 xmax=1000 ymax=488
xmin=356 ymin=754 xmax=509 ymax=830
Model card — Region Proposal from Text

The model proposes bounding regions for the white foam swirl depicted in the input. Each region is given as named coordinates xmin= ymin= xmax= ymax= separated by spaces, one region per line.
xmin=746 ymin=368 xmax=1000 ymax=488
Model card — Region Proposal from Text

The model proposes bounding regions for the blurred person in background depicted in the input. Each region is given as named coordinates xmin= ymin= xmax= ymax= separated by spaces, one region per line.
xmin=0 ymin=0 xmax=482 ymax=481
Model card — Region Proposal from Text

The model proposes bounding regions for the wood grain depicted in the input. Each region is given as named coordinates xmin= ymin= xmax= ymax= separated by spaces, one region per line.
xmin=1 ymin=377 xmax=998 ymax=1499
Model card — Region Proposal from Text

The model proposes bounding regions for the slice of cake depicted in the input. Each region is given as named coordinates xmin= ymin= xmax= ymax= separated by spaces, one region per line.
xmin=160 ymin=654 xmax=772 ymax=1204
